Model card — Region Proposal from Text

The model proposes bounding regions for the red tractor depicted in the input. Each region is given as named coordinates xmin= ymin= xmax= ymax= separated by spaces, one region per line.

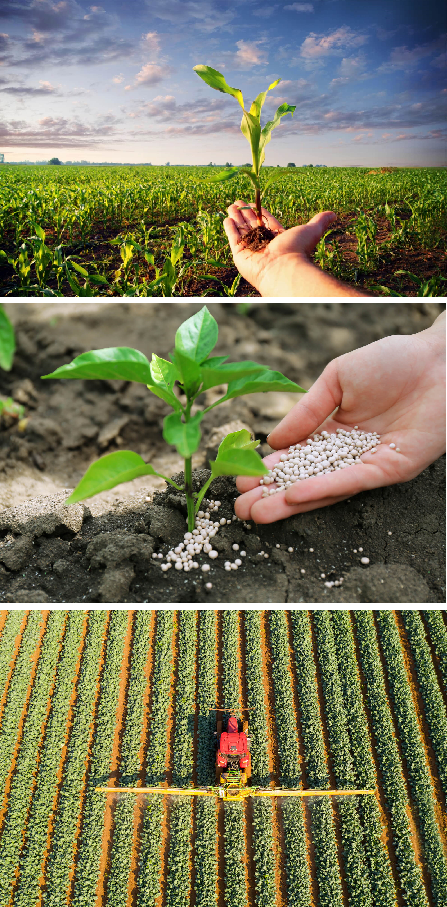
xmin=216 ymin=712 xmax=251 ymax=787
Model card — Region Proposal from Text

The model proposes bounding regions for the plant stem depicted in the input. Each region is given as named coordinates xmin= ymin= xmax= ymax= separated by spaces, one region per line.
xmin=184 ymin=456 xmax=195 ymax=532
xmin=255 ymin=188 xmax=262 ymax=226
xmin=195 ymin=475 xmax=213 ymax=515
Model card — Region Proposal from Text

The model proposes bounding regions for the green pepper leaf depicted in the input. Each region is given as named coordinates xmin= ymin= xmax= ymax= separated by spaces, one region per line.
xmin=65 ymin=450 xmax=158 ymax=504
xmin=175 ymin=304 xmax=218 ymax=363
xmin=171 ymin=349 xmax=202 ymax=397
xmin=203 ymin=355 xmax=229 ymax=367
xmin=201 ymin=360 xmax=268 ymax=392
xmin=0 ymin=305 xmax=15 ymax=372
xmin=210 ymin=447 xmax=268 ymax=477
xmin=193 ymin=65 xmax=244 ymax=110
xmin=42 ymin=347 xmax=153 ymax=384
xmin=211 ymin=369 xmax=306 ymax=406
xmin=217 ymin=429 xmax=259 ymax=455
xmin=147 ymin=353 xmax=182 ymax=411
xmin=163 ymin=411 xmax=204 ymax=458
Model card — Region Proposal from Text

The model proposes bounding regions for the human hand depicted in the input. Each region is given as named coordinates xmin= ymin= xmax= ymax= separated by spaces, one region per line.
xmin=223 ymin=201 xmax=337 ymax=296
xmin=235 ymin=317 xmax=446 ymax=523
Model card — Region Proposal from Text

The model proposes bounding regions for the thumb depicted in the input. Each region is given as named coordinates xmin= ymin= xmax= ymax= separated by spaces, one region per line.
xmin=299 ymin=211 xmax=337 ymax=255
xmin=267 ymin=359 xmax=341 ymax=450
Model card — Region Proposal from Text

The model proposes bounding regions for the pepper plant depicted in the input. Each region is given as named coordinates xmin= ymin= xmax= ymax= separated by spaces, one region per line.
xmin=193 ymin=66 xmax=296 ymax=226
xmin=41 ymin=306 xmax=305 ymax=531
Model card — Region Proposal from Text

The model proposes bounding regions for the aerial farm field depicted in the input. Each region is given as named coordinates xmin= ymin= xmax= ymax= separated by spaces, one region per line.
xmin=0 ymin=609 xmax=446 ymax=907
xmin=0 ymin=165 xmax=446 ymax=297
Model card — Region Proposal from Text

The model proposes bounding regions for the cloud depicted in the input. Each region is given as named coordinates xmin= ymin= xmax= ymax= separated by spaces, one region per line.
xmin=112 ymin=74 xmax=124 ymax=83
xmin=127 ymin=94 xmax=231 ymax=124
xmin=125 ymin=62 xmax=169 ymax=90
xmin=0 ymin=79 xmax=58 ymax=95
xmin=0 ymin=34 xmax=10 ymax=50
xmin=300 ymin=26 xmax=368 ymax=63
xmin=0 ymin=111 xmax=123 ymax=148
xmin=143 ymin=0 xmax=234 ymax=33
xmin=253 ymin=6 xmax=277 ymax=17
xmin=142 ymin=32 xmax=160 ymax=55
xmin=221 ymin=40 xmax=268 ymax=70
xmin=284 ymin=3 xmax=314 ymax=11
xmin=377 ymin=36 xmax=446 ymax=73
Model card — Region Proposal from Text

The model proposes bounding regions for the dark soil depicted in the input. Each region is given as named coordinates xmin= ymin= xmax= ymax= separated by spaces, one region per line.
xmin=239 ymin=225 xmax=278 ymax=252
xmin=0 ymin=302 xmax=445 ymax=605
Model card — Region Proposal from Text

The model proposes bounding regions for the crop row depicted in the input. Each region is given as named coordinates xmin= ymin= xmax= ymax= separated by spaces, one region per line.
xmin=353 ymin=611 xmax=429 ymax=907
xmin=330 ymin=611 xmax=396 ymax=907
xmin=0 ymin=611 xmax=26 ymax=700
xmin=0 ymin=611 xmax=67 ymax=906
xmin=194 ymin=611 xmax=217 ymax=907
xmin=43 ymin=610 xmax=109 ymax=907
xmin=13 ymin=611 xmax=86 ymax=907
xmin=421 ymin=611 xmax=447 ymax=692
xmin=401 ymin=611 xmax=447 ymax=800
xmin=71 ymin=610 xmax=130 ymax=907
xmin=138 ymin=610 xmax=175 ymax=907
xmin=375 ymin=611 xmax=447 ymax=907
xmin=288 ymin=611 xmax=344 ymax=907
xmin=268 ymin=612 xmax=311 ymax=907
xmin=107 ymin=611 xmax=153 ymax=907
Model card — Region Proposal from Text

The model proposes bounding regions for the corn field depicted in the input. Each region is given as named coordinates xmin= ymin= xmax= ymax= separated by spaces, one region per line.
xmin=0 ymin=165 xmax=446 ymax=296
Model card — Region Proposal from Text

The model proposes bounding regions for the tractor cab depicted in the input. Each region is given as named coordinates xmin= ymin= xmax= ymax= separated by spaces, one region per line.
xmin=216 ymin=714 xmax=251 ymax=794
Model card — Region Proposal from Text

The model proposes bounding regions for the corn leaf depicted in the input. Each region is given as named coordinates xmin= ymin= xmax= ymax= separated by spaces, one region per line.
xmin=193 ymin=65 xmax=244 ymax=110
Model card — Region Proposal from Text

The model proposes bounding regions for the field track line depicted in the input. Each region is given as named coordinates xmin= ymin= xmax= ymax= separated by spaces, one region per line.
xmin=367 ymin=613 xmax=433 ymax=903
xmin=0 ymin=610 xmax=49 ymax=836
xmin=6 ymin=611 xmax=69 ymax=907
xmin=35 ymin=611 xmax=89 ymax=907
xmin=308 ymin=611 xmax=350 ymax=907
xmin=258 ymin=610 xmax=294 ymax=907
xmin=346 ymin=612 xmax=404 ymax=907
xmin=283 ymin=611 xmax=318 ymax=907
xmin=238 ymin=611 xmax=256 ymax=907
xmin=215 ymin=610 xmax=225 ymax=907
xmin=66 ymin=611 xmax=112 ymax=904
xmin=156 ymin=610 xmax=178 ymax=907
xmin=0 ymin=611 xmax=30 ymax=728
xmin=95 ymin=609 xmax=135 ymax=907
xmin=394 ymin=612 xmax=447 ymax=833
xmin=127 ymin=609 xmax=157 ymax=907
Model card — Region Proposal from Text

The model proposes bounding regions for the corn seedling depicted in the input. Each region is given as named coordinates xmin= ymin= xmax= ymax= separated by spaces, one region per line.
xmin=41 ymin=305 xmax=305 ymax=531
xmin=193 ymin=65 xmax=295 ymax=234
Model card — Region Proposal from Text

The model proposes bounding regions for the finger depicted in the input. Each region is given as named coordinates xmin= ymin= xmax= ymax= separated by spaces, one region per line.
xmin=234 ymin=485 xmax=265 ymax=520
xmin=267 ymin=361 xmax=340 ymax=449
xmin=284 ymin=460 xmax=383 ymax=505
xmin=299 ymin=211 xmax=337 ymax=255
xmin=259 ymin=206 xmax=284 ymax=233
xmin=236 ymin=450 xmax=285 ymax=493
xmin=227 ymin=202 xmax=252 ymax=232
xmin=223 ymin=218 xmax=243 ymax=256
xmin=229 ymin=200 xmax=258 ymax=231
xmin=250 ymin=490 xmax=352 ymax=523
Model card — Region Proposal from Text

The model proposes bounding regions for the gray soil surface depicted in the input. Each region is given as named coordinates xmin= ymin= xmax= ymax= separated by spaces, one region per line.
xmin=0 ymin=301 xmax=445 ymax=605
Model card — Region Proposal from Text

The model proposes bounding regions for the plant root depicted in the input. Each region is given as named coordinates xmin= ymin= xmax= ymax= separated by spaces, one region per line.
xmin=239 ymin=225 xmax=278 ymax=252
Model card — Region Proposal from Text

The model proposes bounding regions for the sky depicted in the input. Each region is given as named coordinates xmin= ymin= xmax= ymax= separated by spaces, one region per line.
xmin=0 ymin=0 xmax=446 ymax=165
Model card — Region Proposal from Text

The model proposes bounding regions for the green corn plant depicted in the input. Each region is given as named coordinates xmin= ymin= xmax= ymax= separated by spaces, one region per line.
xmin=41 ymin=306 xmax=305 ymax=531
xmin=0 ymin=305 xmax=15 ymax=371
xmin=193 ymin=65 xmax=296 ymax=226
xmin=0 ymin=245 xmax=33 ymax=294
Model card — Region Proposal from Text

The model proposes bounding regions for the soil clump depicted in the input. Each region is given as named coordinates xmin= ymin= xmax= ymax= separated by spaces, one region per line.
xmin=239 ymin=225 xmax=278 ymax=252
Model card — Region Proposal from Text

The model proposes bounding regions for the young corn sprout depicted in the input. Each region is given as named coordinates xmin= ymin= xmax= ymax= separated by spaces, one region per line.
xmin=41 ymin=306 xmax=305 ymax=532
xmin=193 ymin=65 xmax=296 ymax=248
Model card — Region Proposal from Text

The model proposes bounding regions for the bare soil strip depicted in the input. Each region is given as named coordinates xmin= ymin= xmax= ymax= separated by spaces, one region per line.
xmin=128 ymin=609 xmax=157 ymax=907
xmin=216 ymin=610 xmax=225 ymax=907
xmin=393 ymin=612 xmax=447 ymax=844
xmin=156 ymin=611 xmax=178 ymax=907
xmin=96 ymin=609 xmax=135 ymax=907
xmin=308 ymin=611 xmax=350 ymax=907
xmin=259 ymin=610 xmax=293 ymax=907
xmin=0 ymin=610 xmax=50 ymax=836
xmin=237 ymin=611 xmax=256 ymax=907
xmin=0 ymin=611 xmax=29 ymax=728
xmin=67 ymin=611 xmax=112 ymax=903
xmin=370 ymin=612 xmax=433 ymax=905
xmin=346 ymin=612 xmax=404 ymax=907
xmin=36 ymin=611 xmax=90 ymax=907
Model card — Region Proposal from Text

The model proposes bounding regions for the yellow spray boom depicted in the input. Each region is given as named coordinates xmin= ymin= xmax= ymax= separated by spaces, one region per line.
xmin=95 ymin=784 xmax=375 ymax=802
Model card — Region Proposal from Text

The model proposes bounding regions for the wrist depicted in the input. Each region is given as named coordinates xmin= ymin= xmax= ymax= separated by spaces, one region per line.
xmin=255 ymin=251 xmax=370 ymax=298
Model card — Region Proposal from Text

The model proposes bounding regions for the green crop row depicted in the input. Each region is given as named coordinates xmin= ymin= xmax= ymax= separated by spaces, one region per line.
xmin=194 ymin=611 xmax=217 ymax=907
xmin=0 ymin=611 xmax=25 ymax=695
xmin=330 ymin=611 xmax=397 ymax=907
xmin=221 ymin=612 xmax=246 ymax=907
xmin=0 ymin=611 xmax=67 ymax=906
xmin=353 ymin=611 xmax=429 ymax=907
xmin=375 ymin=612 xmax=447 ymax=907
xmin=43 ymin=611 xmax=109 ymax=907
xmin=13 ymin=612 xmax=86 ymax=907
xmin=288 ymin=611 xmax=343 ymax=907
xmin=421 ymin=612 xmax=447 ymax=692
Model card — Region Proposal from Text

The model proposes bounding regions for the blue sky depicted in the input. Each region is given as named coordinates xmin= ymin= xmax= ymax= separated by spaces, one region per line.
xmin=1 ymin=0 xmax=446 ymax=164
